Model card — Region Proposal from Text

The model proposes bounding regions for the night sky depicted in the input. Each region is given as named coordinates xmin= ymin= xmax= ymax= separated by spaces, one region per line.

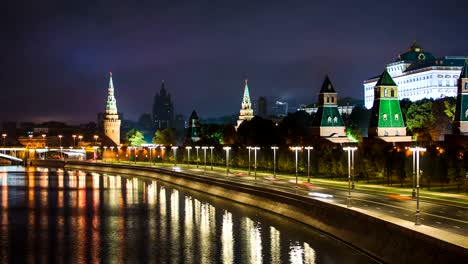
xmin=2 ymin=0 xmax=467 ymax=124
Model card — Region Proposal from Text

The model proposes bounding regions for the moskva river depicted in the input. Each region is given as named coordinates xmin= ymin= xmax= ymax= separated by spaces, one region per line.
xmin=0 ymin=166 xmax=377 ymax=263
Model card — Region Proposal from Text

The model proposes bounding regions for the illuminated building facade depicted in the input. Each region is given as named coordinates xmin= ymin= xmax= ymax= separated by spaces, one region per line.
xmin=103 ymin=72 xmax=121 ymax=145
xmin=236 ymin=79 xmax=254 ymax=129
xmin=368 ymin=70 xmax=411 ymax=142
xmin=311 ymin=76 xmax=346 ymax=137
xmin=364 ymin=42 xmax=466 ymax=109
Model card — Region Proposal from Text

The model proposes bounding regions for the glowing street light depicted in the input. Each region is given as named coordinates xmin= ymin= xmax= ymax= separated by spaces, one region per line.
xmin=42 ymin=134 xmax=46 ymax=148
xmin=343 ymin=146 xmax=357 ymax=208
xmin=246 ymin=146 xmax=252 ymax=175
xmin=202 ymin=146 xmax=208 ymax=173
xmin=2 ymin=133 xmax=7 ymax=154
xmin=291 ymin=147 xmax=302 ymax=187
xmin=195 ymin=146 xmax=200 ymax=168
xmin=305 ymin=146 xmax=313 ymax=183
xmin=171 ymin=146 xmax=178 ymax=167
xmin=110 ymin=146 xmax=114 ymax=163
xmin=252 ymin=147 xmax=260 ymax=180
xmin=186 ymin=146 xmax=192 ymax=168
xmin=72 ymin=134 xmax=77 ymax=147
xmin=409 ymin=146 xmax=426 ymax=226
xmin=160 ymin=146 xmax=166 ymax=165
xmin=209 ymin=146 xmax=214 ymax=170
xmin=223 ymin=146 xmax=231 ymax=176
xmin=93 ymin=135 xmax=99 ymax=146
xmin=271 ymin=146 xmax=279 ymax=178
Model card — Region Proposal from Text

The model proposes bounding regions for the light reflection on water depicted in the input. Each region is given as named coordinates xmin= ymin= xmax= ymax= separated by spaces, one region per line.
xmin=0 ymin=166 xmax=376 ymax=263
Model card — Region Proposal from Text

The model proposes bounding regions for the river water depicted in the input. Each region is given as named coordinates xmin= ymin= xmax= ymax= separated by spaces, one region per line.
xmin=0 ymin=166 xmax=377 ymax=263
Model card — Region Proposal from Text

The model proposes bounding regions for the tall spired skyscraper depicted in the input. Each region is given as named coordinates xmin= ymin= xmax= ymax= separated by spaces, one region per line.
xmin=104 ymin=72 xmax=121 ymax=145
xmin=153 ymin=81 xmax=174 ymax=130
xmin=236 ymin=79 xmax=254 ymax=129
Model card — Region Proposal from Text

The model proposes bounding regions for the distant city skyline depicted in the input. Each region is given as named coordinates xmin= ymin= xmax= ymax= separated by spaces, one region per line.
xmin=1 ymin=0 xmax=467 ymax=123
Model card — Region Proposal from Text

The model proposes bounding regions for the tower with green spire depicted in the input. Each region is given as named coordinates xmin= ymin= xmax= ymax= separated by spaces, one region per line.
xmin=311 ymin=76 xmax=346 ymax=137
xmin=369 ymin=70 xmax=410 ymax=141
xmin=104 ymin=72 xmax=121 ymax=145
xmin=453 ymin=60 xmax=468 ymax=134
xmin=236 ymin=79 xmax=254 ymax=129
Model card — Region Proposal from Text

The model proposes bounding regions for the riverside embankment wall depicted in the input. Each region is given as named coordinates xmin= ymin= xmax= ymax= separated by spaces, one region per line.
xmin=63 ymin=161 xmax=468 ymax=263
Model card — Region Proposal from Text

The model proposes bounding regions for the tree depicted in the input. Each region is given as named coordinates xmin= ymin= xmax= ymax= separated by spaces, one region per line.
xmin=443 ymin=97 xmax=456 ymax=121
xmin=153 ymin=128 xmax=176 ymax=145
xmin=405 ymin=99 xmax=435 ymax=140
xmin=125 ymin=129 xmax=146 ymax=146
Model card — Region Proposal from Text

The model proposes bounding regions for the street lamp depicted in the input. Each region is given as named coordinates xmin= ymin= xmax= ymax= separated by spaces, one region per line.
xmin=28 ymin=134 xmax=33 ymax=147
xmin=305 ymin=146 xmax=313 ymax=183
xmin=252 ymin=147 xmax=260 ymax=180
xmin=78 ymin=135 xmax=83 ymax=147
xmin=172 ymin=146 xmax=178 ymax=167
xmin=410 ymin=149 xmax=417 ymax=198
xmin=209 ymin=146 xmax=214 ymax=170
xmin=72 ymin=134 xmax=76 ymax=147
xmin=223 ymin=146 xmax=231 ymax=176
xmin=2 ymin=133 xmax=6 ymax=154
xmin=271 ymin=146 xmax=278 ymax=178
xmin=291 ymin=147 xmax=302 ymax=187
xmin=185 ymin=146 xmax=192 ymax=168
xmin=93 ymin=135 xmax=98 ymax=146
xmin=195 ymin=146 xmax=200 ymax=168
xmin=103 ymin=146 xmax=107 ymax=162
xmin=110 ymin=146 xmax=114 ymax=163
xmin=343 ymin=146 xmax=357 ymax=208
xmin=202 ymin=146 xmax=208 ymax=174
xmin=58 ymin=135 xmax=63 ymax=159
xmin=409 ymin=146 xmax=426 ymax=226
xmin=41 ymin=134 xmax=46 ymax=148
xmin=160 ymin=146 xmax=166 ymax=165
xmin=246 ymin=146 xmax=252 ymax=175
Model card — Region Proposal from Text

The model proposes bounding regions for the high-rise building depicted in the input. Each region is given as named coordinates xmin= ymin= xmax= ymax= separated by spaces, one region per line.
xmin=368 ymin=70 xmax=411 ymax=142
xmin=364 ymin=42 xmax=466 ymax=109
xmin=236 ymin=79 xmax=254 ymax=128
xmin=103 ymin=72 xmax=121 ymax=145
xmin=257 ymin=96 xmax=267 ymax=117
xmin=153 ymin=81 xmax=174 ymax=130
xmin=453 ymin=60 xmax=468 ymax=134
xmin=311 ymin=76 xmax=346 ymax=138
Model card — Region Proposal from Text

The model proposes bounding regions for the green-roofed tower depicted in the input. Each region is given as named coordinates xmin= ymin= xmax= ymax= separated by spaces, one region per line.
xmin=453 ymin=60 xmax=468 ymax=134
xmin=236 ymin=79 xmax=254 ymax=129
xmin=369 ymin=70 xmax=408 ymax=139
xmin=311 ymin=76 xmax=346 ymax=137
xmin=104 ymin=72 xmax=121 ymax=145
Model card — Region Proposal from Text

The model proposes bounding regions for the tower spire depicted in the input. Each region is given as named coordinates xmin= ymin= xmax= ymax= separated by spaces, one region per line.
xmin=236 ymin=79 xmax=254 ymax=129
xmin=103 ymin=72 xmax=121 ymax=145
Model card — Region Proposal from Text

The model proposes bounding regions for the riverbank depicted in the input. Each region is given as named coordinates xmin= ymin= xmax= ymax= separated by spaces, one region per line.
xmin=63 ymin=160 xmax=468 ymax=263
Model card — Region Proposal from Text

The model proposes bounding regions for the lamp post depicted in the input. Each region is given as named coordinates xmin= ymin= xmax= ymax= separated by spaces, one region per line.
xmin=252 ymin=147 xmax=260 ymax=180
xmin=305 ymin=146 xmax=313 ymax=183
xmin=209 ymin=146 xmax=214 ymax=170
xmin=246 ymin=146 xmax=252 ymax=175
xmin=2 ymin=133 xmax=6 ymax=154
xmin=195 ymin=146 xmax=200 ymax=168
xmin=411 ymin=149 xmax=416 ymax=198
xmin=103 ymin=146 xmax=107 ymax=162
xmin=78 ymin=135 xmax=83 ymax=147
xmin=93 ymin=146 xmax=98 ymax=162
xmin=41 ymin=134 xmax=46 ymax=149
xmin=223 ymin=146 xmax=231 ymax=176
xmin=172 ymin=146 xmax=178 ymax=167
xmin=160 ymin=146 xmax=166 ymax=165
xmin=57 ymin=135 xmax=62 ymax=159
xmin=343 ymin=146 xmax=357 ymax=208
xmin=291 ymin=147 xmax=302 ymax=187
xmin=202 ymin=146 xmax=208 ymax=173
xmin=271 ymin=146 xmax=278 ymax=178
xmin=186 ymin=146 xmax=192 ymax=168
xmin=72 ymin=134 xmax=76 ymax=147
xmin=110 ymin=146 xmax=114 ymax=163
xmin=409 ymin=147 xmax=426 ymax=226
